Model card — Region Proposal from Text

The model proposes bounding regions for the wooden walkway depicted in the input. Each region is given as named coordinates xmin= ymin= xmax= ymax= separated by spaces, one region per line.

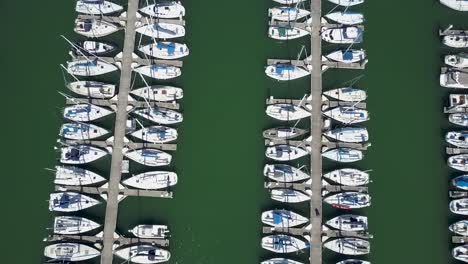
xmin=54 ymin=185 xmax=173 ymax=199
xmin=76 ymin=14 xmax=185 ymax=26
xmin=45 ymin=234 xmax=169 ymax=247
xmin=65 ymin=96 xmax=180 ymax=110
xmin=63 ymin=138 xmax=177 ymax=151
xmin=72 ymin=54 xmax=183 ymax=67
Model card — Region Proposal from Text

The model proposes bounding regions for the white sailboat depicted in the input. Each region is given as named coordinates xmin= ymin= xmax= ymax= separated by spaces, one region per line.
xmin=450 ymin=198 xmax=468 ymax=215
xmin=67 ymin=59 xmax=118 ymax=76
xmin=67 ymin=81 xmax=115 ymax=98
xmin=448 ymin=154 xmax=468 ymax=172
xmin=265 ymin=64 xmax=310 ymax=81
xmin=326 ymin=215 xmax=368 ymax=231
xmin=48 ymin=192 xmax=100 ymax=212
xmin=60 ymin=123 xmax=109 ymax=140
xmin=131 ymin=126 xmax=178 ymax=143
xmin=131 ymin=85 xmax=183 ymax=101
xmin=263 ymin=127 xmax=308 ymax=140
xmin=441 ymin=0 xmax=468 ymax=11
xmin=446 ymin=131 xmax=468 ymax=148
xmin=321 ymin=26 xmax=363 ymax=44
xmin=323 ymin=168 xmax=369 ymax=186
xmin=139 ymin=41 xmax=189 ymax=59
xmin=261 ymin=209 xmax=308 ymax=227
xmin=327 ymin=0 xmax=364 ymax=6
xmin=136 ymin=23 xmax=186 ymax=39
xmin=139 ymin=1 xmax=185 ymax=18
xmin=322 ymin=148 xmax=363 ymax=163
xmin=63 ymin=104 xmax=113 ymax=122
xmin=134 ymin=65 xmax=181 ymax=80
xmin=53 ymin=216 xmax=100 ymax=235
xmin=443 ymin=34 xmax=468 ymax=48
xmin=324 ymin=127 xmax=369 ymax=143
xmin=323 ymin=87 xmax=367 ymax=102
xmin=261 ymin=235 xmax=309 ymax=253
xmin=271 ymin=189 xmax=311 ymax=203
xmin=75 ymin=40 xmax=116 ymax=56
xmin=129 ymin=225 xmax=170 ymax=239
xmin=123 ymin=148 xmax=172 ymax=167
xmin=269 ymin=26 xmax=310 ymax=40
xmin=60 ymin=145 xmax=108 ymax=164
xmin=324 ymin=192 xmax=371 ymax=209
xmin=445 ymin=53 xmax=468 ymax=68
xmin=268 ymin=7 xmax=310 ymax=21
xmin=450 ymin=113 xmax=468 ymax=126
xmin=325 ymin=11 xmax=364 ymax=25
xmin=273 ymin=0 xmax=305 ymax=4
xmin=44 ymin=243 xmax=100 ymax=261
xmin=450 ymin=220 xmax=468 ymax=236
xmin=266 ymin=104 xmax=311 ymax=121
xmin=323 ymin=107 xmax=369 ymax=124
xmin=133 ymin=108 xmax=183 ymax=124
xmin=114 ymin=245 xmax=170 ymax=264
xmin=263 ymin=164 xmax=309 ymax=182
xmin=75 ymin=0 xmax=123 ymax=14
xmin=74 ymin=19 xmax=119 ymax=38
xmin=440 ymin=69 xmax=468 ymax=88
xmin=265 ymin=145 xmax=309 ymax=161
xmin=123 ymin=171 xmax=178 ymax=189
xmin=324 ymin=238 xmax=370 ymax=255
xmin=453 ymin=245 xmax=468 ymax=263
xmin=54 ymin=165 xmax=106 ymax=186
xmin=326 ymin=49 xmax=366 ymax=63
xmin=261 ymin=258 xmax=304 ymax=264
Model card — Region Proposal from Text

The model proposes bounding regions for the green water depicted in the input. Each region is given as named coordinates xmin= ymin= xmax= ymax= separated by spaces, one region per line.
xmin=1 ymin=0 xmax=468 ymax=263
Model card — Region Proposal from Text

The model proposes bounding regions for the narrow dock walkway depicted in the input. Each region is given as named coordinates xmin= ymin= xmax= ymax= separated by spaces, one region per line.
xmin=65 ymin=96 xmax=180 ymax=110
xmin=45 ymin=234 xmax=169 ymax=247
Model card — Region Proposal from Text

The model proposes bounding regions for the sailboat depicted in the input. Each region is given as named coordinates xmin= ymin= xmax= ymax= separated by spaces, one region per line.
xmin=324 ymin=238 xmax=370 ymax=255
xmin=445 ymin=53 xmax=468 ymax=68
xmin=326 ymin=215 xmax=368 ymax=231
xmin=453 ymin=245 xmax=468 ymax=263
xmin=323 ymin=168 xmax=369 ymax=186
xmin=139 ymin=41 xmax=189 ymax=59
xmin=443 ymin=34 xmax=468 ymax=48
xmin=450 ymin=220 xmax=468 ymax=236
xmin=268 ymin=7 xmax=310 ymax=21
xmin=67 ymin=59 xmax=117 ymax=76
xmin=123 ymin=148 xmax=172 ymax=167
xmin=263 ymin=127 xmax=308 ymax=140
xmin=264 ymin=164 xmax=310 ymax=182
xmin=324 ymin=192 xmax=371 ymax=209
xmin=323 ymin=107 xmax=369 ymax=124
xmin=53 ymin=216 xmax=100 ymax=235
xmin=131 ymin=85 xmax=183 ymax=101
xmin=129 ymin=225 xmax=170 ymax=239
xmin=44 ymin=243 xmax=100 ymax=261
xmin=265 ymin=145 xmax=309 ymax=161
xmin=133 ymin=108 xmax=183 ymax=124
xmin=261 ymin=209 xmax=308 ymax=227
xmin=324 ymin=127 xmax=369 ymax=143
xmin=322 ymin=148 xmax=363 ymax=163
xmin=268 ymin=25 xmax=310 ymax=40
xmin=54 ymin=165 xmax=106 ymax=186
xmin=326 ymin=49 xmax=366 ymax=63
xmin=122 ymin=171 xmax=178 ymax=189
xmin=67 ymin=81 xmax=115 ymax=98
xmin=325 ymin=11 xmax=364 ymax=25
xmin=453 ymin=175 xmax=468 ymax=190
xmin=136 ymin=23 xmax=186 ymax=39
xmin=60 ymin=123 xmax=109 ymax=140
xmin=134 ymin=65 xmax=182 ymax=80
xmin=131 ymin=126 xmax=178 ymax=143
xmin=450 ymin=198 xmax=468 ymax=215
xmin=271 ymin=189 xmax=311 ymax=203
xmin=274 ymin=0 xmax=305 ymax=4
xmin=323 ymin=87 xmax=367 ymax=102
xmin=446 ymin=131 xmax=468 ymax=148
xmin=139 ymin=1 xmax=185 ymax=18
xmin=440 ymin=0 xmax=468 ymax=11
xmin=75 ymin=0 xmax=123 ymax=14
xmin=48 ymin=192 xmax=100 ymax=212
xmin=321 ymin=26 xmax=363 ymax=44
xmin=60 ymin=145 xmax=108 ymax=164
xmin=327 ymin=0 xmax=364 ymax=6
xmin=74 ymin=19 xmax=119 ymax=38
xmin=114 ymin=244 xmax=171 ymax=264
xmin=261 ymin=235 xmax=310 ymax=253
xmin=449 ymin=113 xmax=468 ymax=126
xmin=337 ymin=260 xmax=370 ymax=264
xmin=266 ymin=104 xmax=311 ymax=121
xmin=75 ymin=40 xmax=117 ymax=56
xmin=265 ymin=64 xmax=310 ymax=81
xmin=440 ymin=69 xmax=468 ymax=88
xmin=448 ymin=154 xmax=468 ymax=172
xmin=261 ymin=258 xmax=304 ymax=264
xmin=63 ymin=104 xmax=113 ymax=122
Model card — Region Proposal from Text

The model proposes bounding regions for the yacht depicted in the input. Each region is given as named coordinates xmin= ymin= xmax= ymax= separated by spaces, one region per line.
xmin=136 ymin=23 xmax=185 ymax=39
xmin=261 ymin=235 xmax=309 ymax=253
xmin=75 ymin=0 xmax=123 ymax=14
xmin=326 ymin=215 xmax=368 ymax=231
xmin=139 ymin=1 xmax=185 ymax=18
xmin=74 ymin=19 xmax=119 ymax=38
xmin=322 ymin=148 xmax=363 ymax=163
xmin=269 ymin=26 xmax=310 ymax=40
xmin=266 ymin=145 xmax=309 ymax=161
xmin=67 ymin=81 xmax=115 ymax=98
xmin=131 ymin=126 xmax=178 ymax=143
xmin=321 ymin=26 xmax=363 ymax=44
xmin=323 ymin=168 xmax=369 ymax=186
xmin=54 ymin=165 xmax=106 ymax=186
xmin=263 ymin=127 xmax=307 ymax=140
xmin=53 ymin=216 xmax=100 ymax=234
xmin=263 ymin=164 xmax=310 ymax=182
xmin=268 ymin=7 xmax=310 ymax=21
xmin=323 ymin=107 xmax=369 ymax=124
xmin=450 ymin=220 xmax=468 ymax=236
xmin=266 ymin=104 xmax=311 ymax=121
xmin=453 ymin=245 xmax=468 ymax=263
xmin=325 ymin=11 xmax=364 ymax=25
xmin=123 ymin=171 xmax=178 ymax=189
xmin=323 ymin=87 xmax=367 ymax=102
xmin=49 ymin=192 xmax=100 ymax=212
xmin=265 ymin=64 xmax=310 ymax=81
xmin=75 ymin=40 xmax=116 ymax=56
xmin=445 ymin=53 xmax=468 ymax=68
xmin=324 ymin=192 xmax=371 ymax=209
xmin=129 ymin=225 xmax=170 ymax=239
xmin=448 ymin=154 xmax=468 ymax=172
xmin=327 ymin=0 xmax=364 ymax=6
xmin=271 ymin=189 xmax=311 ymax=203
xmin=443 ymin=34 xmax=468 ymax=48
xmin=324 ymin=127 xmax=369 ymax=143
xmin=139 ymin=41 xmax=189 ymax=59
xmin=131 ymin=85 xmax=183 ymax=101
xmin=114 ymin=244 xmax=170 ymax=264
xmin=123 ymin=148 xmax=172 ymax=167
xmin=326 ymin=49 xmax=366 ymax=63
xmin=453 ymin=175 xmax=468 ymax=190
xmin=134 ymin=65 xmax=181 ymax=80
xmin=60 ymin=145 xmax=108 ymax=164
xmin=446 ymin=131 xmax=468 ymax=148
xmin=440 ymin=69 xmax=468 ymax=88
xmin=60 ymin=123 xmax=109 ymax=140
xmin=133 ymin=107 xmax=183 ymax=124
xmin=449 ymin=113 xmax=468 ymax=126
xmin=324 ymin=238 xmax=370 ymax=255
xmin=261 ymin=258 xmax=304 ymax=264
xmin=67 ymin=59 xmax=117 ymax=76
xmin=44 ymin=243 xmax=100 ymax=261
xmin=261 ymin=209 xmax=308 ymax=227
xmin=450 ymin=198 xmax=468 ymax=215
xmin=63 ymin=104 xmax=113 ymax=122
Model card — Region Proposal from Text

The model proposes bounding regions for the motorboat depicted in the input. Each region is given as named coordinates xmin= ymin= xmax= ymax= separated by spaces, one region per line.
xmin=450 ymin=198 xmax=468 ymax=215
xmin=323 ymin=87 xmax=367 ymax=102
xmin=445 ymin=53 xmax=468 ymax=68
xmin=261 ymin=235 xmax=309 ymax=253
xmin=133 ymin=108 xmax=183 ymax=124
xmin=271 ymin=189 xmax=311 ymax=203
xmin=139 ymin=41 xmax=189 ymax=59
xmin=322 ymin=148 xmax=363 ymax=163
xmin=263 ymin=164 xmax=310 ymax=182
xmin=324 ymin=192 xmax=371 ymax=209
xmin=326 ymin=49 xmax=366 ymax=63
xmin=60 ymin=123 xmax=109 ymax=140
xmin=321 ymin=26 xmax=363 ymax=44
xmin=130 ymin=85 xmax=183 ymax=101
xmin=131 ymin=126 xmax=178 ymax=143
xmin=327 ymin=0 xmax=364 ymax=6
xmin=449 ymin=113 xmax=468 ymax=126
xmin=48 ymin=192 xmax=100 ymax=212
xmin=67 ymin=81 xmax=115 ymax=98
xmin=446 ymin=131 xmax=468 ymax=148
xmin=263 ymin=127 xmax=307 ymax=140
xmin=265 ymin=145 xmax=309 ymax=161
xmin=114 ymin=244 xmax=170 ymax=263
xmin=261 ymin=209 xmax=308 ymax=227
xmin=261 ymin=258 xmax=304 ymax=264
xmin=74 ymin=40 xmax=116 ymax=56
xmin=75 ymin=0 xmax=123 ymax=14
xmin=266 ymin=104 xmax=311 ymax=121
xmin=134 ymin=65 xmax=181 ymax=80
xmin=60 ymin=145 xmax=108 ymax=164
xmin=44 ymin=243 xmax=100 ymax=261
xmin=265 ymin=64 xmax=310 ymax=81
xmin=326 ymin=215 xmax=368 ymax=231
xmin=450 ymin=220 xmax=468 ymax=236
xmin=448 ymin=154 xmax=468 ymax=172
xmin=123 ymin=148 xmax=172 ymax=167
xmin=337 ymin=260 xmax=370 ymax=264
xmin=67 ymin=59 xmax=117 ymax=76
xmin=129 ymin=225 xmax=170 ymax=239
xmin=123 ymin=171 xmax=178 ymax=189
xmin=63 ymin=104 xmax=113 ymax=122
xmin=324 ymin=127 xmax=369 ymax=143
xmin=324 ymin=238 xmax=370 ymax=255
xmin=136 ymin=23 xmax=185 ymax=39
xmin=323 ymin=107 xmax=369 ymax=124
xmin=443 ymin=34 xmax=468 ymax=48
xmin=323 ymin=168 xmax=369 ymax=186
xmin=268 ymin=26 xmax=310 ymax=40
xmin=74 ymin=19 xmax=119 ymax=38
xmin=441 ymin=0 xmax=468 ymax=11
xmin=325 ymin=11 xmax=364 ymax=25
xmin=440 ymin=69 xmax=468 ymax=88
xmin=139 ymin=1 xmax=185 ymax=18
xmin=268 ymin=7 xmax=310 ymax=21
xmin=453 ymin=175 xmax=468 ymax=190
xmin=53 ymin=216 xmax=100 ymax=234
xmin=453 ymin=245 xmax=468 ymax=263
xmin=54 ymin=165 xmax=106 ymax=186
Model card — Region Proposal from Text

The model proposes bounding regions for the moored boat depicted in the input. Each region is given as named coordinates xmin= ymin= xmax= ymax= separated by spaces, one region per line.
xmin=53 ymin=216 xmax=100 ymax=235
xmin=75 ymin=0 xmax=123 ymax=14
xmin=327 ymin=0 xmax=364 ymax=6
xmin=453 ymin=245 xmax=468 ymax=263
xmin=324 ymin=238 xmax=370 ymax=255
xmin=130 ymin=85 xmax=183 ymax=101
xmin=322 ymin=148 xmax=363 ymax=163
xmin=75 ymin=40 xmax=117 ymax=56
xmin=123 ymin=171 xmax=177 ymax=189
xmin=139 ymin=1 xmax=185 ymax=18
xmin=450 ymin=113 xmax=468 ymax=126
xmin=133 ymin=107 xmax=183 ymax=124
xmin=54 ymin=165 xmax=106 ymax=186
xmin=266 ymin=145 xmax=309 ymax=161
xmin=263 ymin=164 xmax=310 ymax=182
xmin=136 ymin=23 xmax=185 ymax=39
xmin=263 ymin=127 xmax=308 ymax=140
xmin=261 ymin=209 xmax=308 ymax=227
xmin=134 ymin=65 xmax=181 ymax=80
xmin=326 ymin=49 xmax=366 ymax=63
xmin=324 ymin=127 xmax=369 ymax=143
xmin=450 ymin=220 xmax=468 ymax=236
xmin=326 ymin=214 xmax=368 ymax=231
xmin=74 ymin=19 xmax=119 ymax=38
xmin=265 ymin=64 xmax=310 ymax=81
xmin=129 ymin=225 xmax=170 ymax=239
xmin=324 ymin=192 xmax=371 ymax=209
xmin=448 ymin=154 xmax=468 ymax=172
xmin=443 ymin=34 xmax=468 ymax=48
xmin=268 ymin=7 xmax=310 ymax=21
xmin=323 ymin=107 xmax=369 ymax=124
xmin=131 ymin=126 xmax=178 ymax=143
xmin=450 ymin=198 xmax=468 ymax=215
xmin=60 ymin=145 xmax=108 ymax=164
xmin=49 ymin=192 xmax=100 ymax=212
xmin=453 ymin=175 xmax=468 ymax=190
xmin=325 ymin=11 xmax=364 ymax=25
xmin=67 ymin=59 xmax=117 ymax=76
xmin=63 ymin=104 xmax=113 ymax=122
xmin=441 ymin=0 xmax=468 ymax=11
xmin=261 ymin=235 xmax=309 ymax=253
xmin=266 ymin=104 xmax=311 ymax=121
xmin=114 ymin=244 xmax=171 ymax=264
xmin=440 ymin=69 xmax=468 ymax=88
xmin=44 ymin=243 xmax=100 ymax=261
xmin=321 ymin=26 xmax=363 ymax=44
xmin=261 ymin=258 xmax=304 ymax=264
xmin=323 ymin=87 xmax=367 ymax=102
xmin=139 ymin=41 xmax=189 ymax=59
xmin=271 ymin=189 xmax=311 ymax=203
xmin=67 ymin=81 xmax=115 ymax=98
xmin=445 ymin=53 xmax=468 ymax=68
xmin=446 ymin=131 xmax=468 ymax=148
xmin=60 ymin=123 xmax=109 ymax=140
xmin=323 ymin=168 xmax=369 ymax=186
xmin=268 ymin=26 xmax=310 ymax=40
xmin=123 ymin=148 xmax=172 ymax=167
xmin=337 ymin=260 xmax=370 ymax=264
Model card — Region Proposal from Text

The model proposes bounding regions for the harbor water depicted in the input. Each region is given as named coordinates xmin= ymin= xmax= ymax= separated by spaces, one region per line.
xmin=0 ymin=0 xmax=467 ymax=263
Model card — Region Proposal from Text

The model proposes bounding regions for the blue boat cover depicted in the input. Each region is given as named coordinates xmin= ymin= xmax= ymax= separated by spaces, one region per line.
xmin=157 ymin=42 xmax=176 ymax=55
xmin=342 ymin=51 xmax=353 ymax=61
xmin=275 ymin=64 xmax=295 ymax=75
xmin=455 ymin=177 xmax=468 ymax=187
